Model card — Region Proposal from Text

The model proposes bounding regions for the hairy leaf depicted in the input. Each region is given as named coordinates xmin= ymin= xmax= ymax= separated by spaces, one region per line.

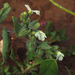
xmin=13 ymin=66 xmax=20 ymax=73
xmin=51 ymin=45 xmax=59 ymax=50
xmin=18 ymin=27 xmax=29 ymax=37
xmin=36 ymin=49 xmax=44 ymax=57
xmin=4 ymin=66 xmax=9 ymax=73
xmin=29 ymin=20 xmax=40 ymax=30
xmin=32 ymin=72 xmax=38 ymax=75
xmin=29 ymin=20 xmax=38 ymax=28
xmin=2 ymin=29 xmax=9 ymax=64
xmin=38 ymin=42 xmax=52 ymax=49
xmin=45 ymin=50 xmax=53 ymax=59
xmin=12 ymin=16 xmax=22 ymax=36
xmin=40 ymin=59 xmax=58 ymax=75
xmin=0 ymin=3 xmax=11 ymax=24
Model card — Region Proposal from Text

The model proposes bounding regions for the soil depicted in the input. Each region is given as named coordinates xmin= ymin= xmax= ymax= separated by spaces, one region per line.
xmin=0 ymin=0 xmax=75 ymax=75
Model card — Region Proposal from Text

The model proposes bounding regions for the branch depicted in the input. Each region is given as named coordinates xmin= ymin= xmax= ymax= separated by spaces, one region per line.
xmin=49 ymin=0 xmax=75 ymax=15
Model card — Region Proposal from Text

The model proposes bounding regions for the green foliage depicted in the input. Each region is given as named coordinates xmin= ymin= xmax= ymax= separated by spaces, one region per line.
xmin=32 ymin=72 xmax=38 ymax=75
xmin=18 ymin=27 xmax=29 ymax=37
xmin=12 ymin=16 xmax=22 ymax=36
xmin=4 ymin=66 xmax=9 ymax=73
xmin=61 ymin=47 xmax=71 ymax=56
xmin=26 ymin=39 xmax=36 ymax=60
xmin=36 ymin=49 xmax=44 ymax=58
xmin=0 ymin=62 xmax=10 ymax=75
xmin=2 ymin=29 xmax=9 ymax=64
xmin=45 ymin=22 xmax=68 ymax=42
xmin=0 ymin=3 xmax=11 ymax=24
xmin=29 ymin=21 xmax=40 ymax=30
xmin=70 ymin=45 xmax=75 ymax=55
xmin=45 ymin=50 xmax=53 ymax=59
xmin=0 ymin=3 xmax=68 ymax=75
xmin=38 ymin=42 xmax=52 ymax=49
xmin=61 ymin=45 xmax=75 ymax=56
xmin=12 ymin=15 xmax=40 ymax=37
xmin=29 ymin=20 xmax=38 ymax=28
xmin=12 ymin=66 xmax=20 ymax=74
xmin=51 ymin=45 xmax=59 ymax=51
xmin=40 ymin=59 xmax=58 ymax=75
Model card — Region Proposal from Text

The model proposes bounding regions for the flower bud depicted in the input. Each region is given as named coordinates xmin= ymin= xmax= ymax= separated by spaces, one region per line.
xmin=32 ymin=31 xmax=35 ymax=35
xmin=28 ymin=10 xmax=32 ymax=14
xmin=24 ymin=12 xmax=27 ymax=16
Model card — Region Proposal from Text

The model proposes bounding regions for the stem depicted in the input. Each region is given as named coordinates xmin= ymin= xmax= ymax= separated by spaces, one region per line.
xmin=10 ymin=57 xmax=24 ymax=72
xmin=49 ymin=0 xmax=75 ymax=15
xmin=25 ymin=61 xmax=42 ymax=72
xmin=65 ymin=66 xmax=71 ymax=75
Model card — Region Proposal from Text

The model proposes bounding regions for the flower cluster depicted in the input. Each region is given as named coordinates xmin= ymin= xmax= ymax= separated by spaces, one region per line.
xmin=24 ymin=4 xmax=65 ymax=61
xmin=25 ymin=4 xmax=47 ymax=41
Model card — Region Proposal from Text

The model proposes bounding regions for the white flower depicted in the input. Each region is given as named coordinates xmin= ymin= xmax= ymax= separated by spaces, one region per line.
xmin=35 ymin=31 xmax=47 ymax=41
xmin=25 ymin=4 xmax=40 ymax=15
xmin=56 ymin=51 xmax=64 ymax=61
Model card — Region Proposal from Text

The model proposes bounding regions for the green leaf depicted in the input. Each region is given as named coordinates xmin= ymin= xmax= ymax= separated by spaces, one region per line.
xmin=51 ymin=45 xmax=59 ymax=50
xmin=4 ymin=66 xmax=9 ymax=73
xmin=46 ymin=22 xmax=51 ymax=30
xmin=38 ymin=42 xmax=52 ymax=49
xmin=45 ymin=50 xmax=53 ymax=59
xmin=0 ymin=3 xmax=11 ymax=24
xmin=45 ymin=31 xmax=50 ymax=36
xmin=55 ymin=35 xmax=61 ymax=42
xmin=50 ymin=32 xmax=57 ymax=40
xmin=2 ymin=29 xmax=9 ymax=64
xmin=26 ymin=40 xmax=36 ymax=52
xmin=18 ymin=27 xmax=29 ymax=37
xmin=32 ymin=23 xmax=40 ymax=30
xmin=12 ymin=16 xmax=29 ymax=37
xmin=72 ymin=52 xmax=75 ymax=55
xmin=70 ymin=45 xmax=75 ymax=50
xmin=26 ymin=52 xmax=36 ymax=60
xmin=12 ymin=16 xmax=22 ymax=36
xmin=29 ymin=20 xmax=40 ymax=30
xmin=36 ymin=49 xmax=44 ymax=57
xmin=40 ymin=59 xmax=58 ymax=75
xmin=13 ymin=66 xmax=19 ymax=73
xmin=29 ymin=20 xmax=38 ymax=28
xmin=33 ymin=58 xmax=43 ymax=66
xmin=22 ymin=72 xmax=27 ymax=75
xmin=26 ymin=39 xmax=36 ymax=60
xmin=46 ymin=54 xmax=53 ymax=59
xmin=32 ymin=72 xmax=38 ymax=75
xmin=6 ymin=72 xmax=11 ymax=75
xmin=59 ymin=29 xmax=65 ymax=38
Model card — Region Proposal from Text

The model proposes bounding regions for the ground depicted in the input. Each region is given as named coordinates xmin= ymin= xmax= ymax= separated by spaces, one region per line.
xmin=0 ymin=0 xmax=75 ymax=75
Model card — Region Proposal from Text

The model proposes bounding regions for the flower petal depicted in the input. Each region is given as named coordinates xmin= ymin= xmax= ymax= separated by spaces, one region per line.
xmin=25 ymin=4 xmax=32 ymax=11
xmin=33 ymin=10 xmax=40 ymax=15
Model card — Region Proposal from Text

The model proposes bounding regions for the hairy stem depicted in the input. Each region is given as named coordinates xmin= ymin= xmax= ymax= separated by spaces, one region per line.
xmin=49 ymin=0 xmax=75 ymax=15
